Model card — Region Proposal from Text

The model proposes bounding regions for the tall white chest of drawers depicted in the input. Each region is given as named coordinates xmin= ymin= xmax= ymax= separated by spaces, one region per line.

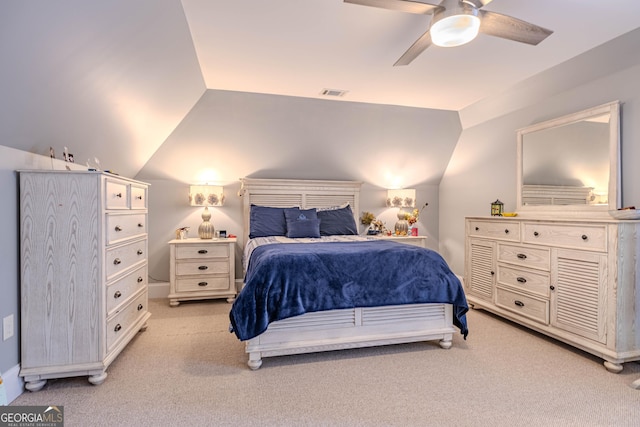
xmin=464 ymin=216 xmax=640 ymax=372
xmin=19 ymin=171 xmax=151 ymax=391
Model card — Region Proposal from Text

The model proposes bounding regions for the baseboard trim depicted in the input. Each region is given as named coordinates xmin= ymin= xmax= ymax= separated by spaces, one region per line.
xmin=1 ymin=364 xmax=24 ymax=404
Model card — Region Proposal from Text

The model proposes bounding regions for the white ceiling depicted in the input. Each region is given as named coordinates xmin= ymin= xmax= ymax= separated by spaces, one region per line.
xmin=181 ymin=0 xmax=640 ymax=112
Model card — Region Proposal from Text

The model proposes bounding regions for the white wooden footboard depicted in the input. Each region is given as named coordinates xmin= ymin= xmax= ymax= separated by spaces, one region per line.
xmin=245 ymin=303 xmax=455 ymax=369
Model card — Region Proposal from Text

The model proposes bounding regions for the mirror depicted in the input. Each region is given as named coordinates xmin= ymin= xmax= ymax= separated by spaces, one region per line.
xmin=517 ymin=101 xmax=620 ymax=213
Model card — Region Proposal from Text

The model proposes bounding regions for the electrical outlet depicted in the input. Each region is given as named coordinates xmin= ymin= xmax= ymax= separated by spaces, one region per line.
xmin=3 ymin=315 xmax=14 ymax=341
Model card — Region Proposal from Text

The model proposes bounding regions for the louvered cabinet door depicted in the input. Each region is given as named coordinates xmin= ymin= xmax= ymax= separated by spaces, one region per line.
xmin=466 ymin=238 xmax=496 ymax=303
xmin=550 ymin=248 xmax=607 ymax=344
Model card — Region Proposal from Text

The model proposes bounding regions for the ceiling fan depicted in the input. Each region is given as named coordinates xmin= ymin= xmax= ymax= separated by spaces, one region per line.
xmin=345 ymin=0 xmax=553 ymax=66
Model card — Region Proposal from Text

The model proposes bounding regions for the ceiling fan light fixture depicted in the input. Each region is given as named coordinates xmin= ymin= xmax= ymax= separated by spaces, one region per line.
xmin=431 ymin=12 xmax=480 ymax=48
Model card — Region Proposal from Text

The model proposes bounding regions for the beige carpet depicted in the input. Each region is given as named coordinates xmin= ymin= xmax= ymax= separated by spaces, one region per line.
xmin=11 ymin=299 xmax=640 ymax=426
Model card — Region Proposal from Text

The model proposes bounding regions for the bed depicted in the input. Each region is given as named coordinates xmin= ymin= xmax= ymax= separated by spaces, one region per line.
xmin=230 ymin=178 xmax=468 ymax=369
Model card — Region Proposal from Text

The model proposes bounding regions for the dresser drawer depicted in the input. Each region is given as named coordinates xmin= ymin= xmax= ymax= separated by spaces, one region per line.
xmin=106 ymin=238 xmax=147 ymax=281
xmin=107 ymin=290 xmax=148 ymax=353
xmin=175 ymin=276 xmax=231 ymax=293
xmin=495 ymin=287 xmax=549 ymax=324
xmin=522 ymin=223 xmax=607 ymax=252
xmin=105 ymin=179 xmax=129 ymax=209
xmin=498 ymin=244 xmax=550 ymax=271
xmin=106 ymin=264 xmax=147 ymax=315
xmin=106 ymin=213 xmax=147 ymax=244
xmin=176 ymin=260 xmax=229 ymax=276
xmin=468 ymin=220 xmax=520 ymax=242
xmin=497 ymin=265 xmax=550 ymax=297
xmin=176 ymin=243 xmax=229 ymax=259
xmin=130 ymin=185 xmax=147 ymax=209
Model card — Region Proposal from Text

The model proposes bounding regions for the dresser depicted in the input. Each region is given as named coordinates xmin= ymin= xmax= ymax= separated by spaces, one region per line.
xmin=168 ymin=238 xmax=237 ymax=306
xmin=19 ymin=171 xmax=151 ymax=391
xmin=464 ymin=216 xmax=640 ymax=372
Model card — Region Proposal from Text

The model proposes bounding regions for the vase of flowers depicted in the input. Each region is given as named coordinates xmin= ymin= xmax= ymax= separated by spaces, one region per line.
xmin=360 ymin=211 xmax=386 ymax=235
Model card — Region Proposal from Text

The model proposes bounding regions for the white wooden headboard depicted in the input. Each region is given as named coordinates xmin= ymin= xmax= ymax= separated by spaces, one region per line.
xmin=238 ymin=178 xmax=362 ymax=246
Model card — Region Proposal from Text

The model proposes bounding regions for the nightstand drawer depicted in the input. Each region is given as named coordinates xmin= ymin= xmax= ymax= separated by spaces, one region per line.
xmin=175 ymin=276 xmax=230 ymax=292
xmin=176 ymin=243 xmax=229 ymax=259
xmin=497 ymin=265 xmax=550 ymax=297
xmin=176 ymin=260 xmax=229 ymax=276
xmin=495 ymin=287 xmax=549 ymax=324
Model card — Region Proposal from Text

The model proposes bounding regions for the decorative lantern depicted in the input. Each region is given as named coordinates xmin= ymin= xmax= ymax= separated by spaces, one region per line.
xmin=491 ymin=199 xmax=504 ymax=216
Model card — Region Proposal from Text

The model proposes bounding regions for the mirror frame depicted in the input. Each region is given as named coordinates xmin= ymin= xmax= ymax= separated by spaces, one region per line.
xmin=516 ymin=101 xmax=620 ymax=214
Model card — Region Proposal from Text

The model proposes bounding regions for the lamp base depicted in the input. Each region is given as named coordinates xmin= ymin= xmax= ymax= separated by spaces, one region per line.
xmin=198 ymin=206 xmax=215 ymax=239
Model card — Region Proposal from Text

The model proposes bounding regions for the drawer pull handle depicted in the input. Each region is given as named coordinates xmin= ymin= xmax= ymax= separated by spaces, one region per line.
xmin=490 ymin=271 xmax=495 ymax=276
xmin=137 ymin=276 xmax=143 ymax=283
xmin=198 ymin=282 xmax=208 ymax=287
xmin=514 ymin=300 xmax=525 ymax=307
xmin=533 ymin=231 xmax=539 ymax=237
xmin=138 ymin=223 xmax=144 ymax=228
xmin=516 ymin=277 xmax=527 ymax=284
xmin=581 ymin=234 xmax=588 ymax=241
xmin=115 ymin=193 xmax=123 ymax=198
xmin=516 ymin=253 xmax=527 ymax=260
xmin=475 ymin=227 xmax=479 ymax=231
xmin=113 ymin=258 xmax=121 ymax=265
xmin=504 ymin=229 xmax=509 ymax=234
xmin=198 ymin=265 xmax=208 ymax=270
xmin=115 ymin=225 xmax=122 ymax=232
xmin=136 ymin=195 xmax=143 ymax=200
xmin=198 ymin=249 xmax=208 ymax=254
xmin=137 ymin=304 xmax=144 ymax=311
xmin=550 ymin=285 xmax=555 ymax=291
xmin=137 ymin=249 xmax=143 ymax=255
xmin=114 ymin=324 xmax=122 ymax=332
xmin=114 ymin=290 xmax=122 ymax=299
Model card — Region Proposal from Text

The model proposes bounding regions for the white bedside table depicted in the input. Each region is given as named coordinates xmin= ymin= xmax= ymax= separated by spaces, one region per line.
xmin=373 ymin=235 xmax=427 ymax=248
xmin=168 ymin=238 xmax=237 ymax=306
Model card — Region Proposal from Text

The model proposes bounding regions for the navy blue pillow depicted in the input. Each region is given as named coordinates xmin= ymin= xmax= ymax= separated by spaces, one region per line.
xmin=284 ymin=207 xmax=318 ymax=223
xmin=249 ymin=205 xmax=288 ymax=238
xmin=317 ymin=205 xmax=358 ymax=236
xmin=286 ymin=218 xmax=321 ymax=238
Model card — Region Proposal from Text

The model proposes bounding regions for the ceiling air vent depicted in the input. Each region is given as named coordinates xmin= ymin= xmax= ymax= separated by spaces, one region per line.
xmin=320 ymin=88 xmax=348 ymax=97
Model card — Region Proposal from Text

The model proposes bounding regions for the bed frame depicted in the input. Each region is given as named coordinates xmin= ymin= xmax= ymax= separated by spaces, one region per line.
xmin=238 ymin=178 xmax=456 ymax=369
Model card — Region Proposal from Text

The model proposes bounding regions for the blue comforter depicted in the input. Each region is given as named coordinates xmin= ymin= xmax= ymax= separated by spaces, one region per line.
xmin=229 ymin=240 xmax=468 ymax=341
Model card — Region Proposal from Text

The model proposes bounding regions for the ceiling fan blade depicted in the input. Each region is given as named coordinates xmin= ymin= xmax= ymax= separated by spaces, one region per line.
xmin=462 ymin=0 xmax=494 ymax=8
xmin=344 ymin=0 xmax=441 ymax=15
xmin=394 ymin=30 xmax=433 ymax=66
xmin=479 ymin=10 xmax=553 ymax=45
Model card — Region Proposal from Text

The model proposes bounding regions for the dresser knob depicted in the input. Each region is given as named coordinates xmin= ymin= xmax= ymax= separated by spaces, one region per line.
xmin=550 ymin=285 xmax=555 ymax=291
xmin=517 ymin=253 xmax=527 ymax=259
xmin=113 ymin=258 xmax=121 ymax=265
xmin=198 ymin=282 xmax=208 ymax=287
xmin=490 ymin=271 xmax=495 ymax=276
xmin=114 ymin=324 xmax=122 ymax=332
xmin=198 ymin=265 xmax=208 ymax=270
xmin=137 ymin=249 xmax=143 ymax=255
xmin=582 ymin=234 xmax=588 ymax=241
xmin=136 ymin=195 xmax=143 ymax=200
xmin=533 ymin=231 xmax=539 ymax=237
xmin=115 ymin=225 xmax=122 ymax=232
xmin=138 ymin=223 xmax=144 ymax=227
xmin=475 ymin=227 xmax=479 ymax=231
xmin=114 ymin=290 xmax=122 ymax=299
xmin=137 ymin=304 xmax=144 ymax=311
xmin=504 ymin=229 xmax=509 ymax=234
xmin=115 ymin=193 xmax=122 ymax=198
xmin=516 ymin=277 xmax=527 ymax=284
xmin=514 ymin=300 xmax=525 ymax=307
xmin=137 ymin=276 xmax=143 ymax=283
xmin=198 ymin=249 xmax=208 ymax=254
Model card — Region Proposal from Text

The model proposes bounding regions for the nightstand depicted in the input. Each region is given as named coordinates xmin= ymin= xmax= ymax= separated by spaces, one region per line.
xmin=373 ymin=235 xmax=427 ymax=248
xmin=168 ymin=238 xmax=237 ymax=306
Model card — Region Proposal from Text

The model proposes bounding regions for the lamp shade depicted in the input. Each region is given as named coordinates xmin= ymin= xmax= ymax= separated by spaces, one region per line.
xmin=189 ymin=185 xmax=224 ymax=206
xmin=386 ymin=189 xmax=416 ymax=208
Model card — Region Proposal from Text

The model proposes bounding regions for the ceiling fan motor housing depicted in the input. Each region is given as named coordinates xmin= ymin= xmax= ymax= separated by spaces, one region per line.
xmin=431 ymin=0 xmax=480 ymax=47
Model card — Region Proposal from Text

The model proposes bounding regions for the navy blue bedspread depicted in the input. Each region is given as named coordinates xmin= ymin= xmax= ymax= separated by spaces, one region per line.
xmin=229 ymin=240 xmax=468 ymax=341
